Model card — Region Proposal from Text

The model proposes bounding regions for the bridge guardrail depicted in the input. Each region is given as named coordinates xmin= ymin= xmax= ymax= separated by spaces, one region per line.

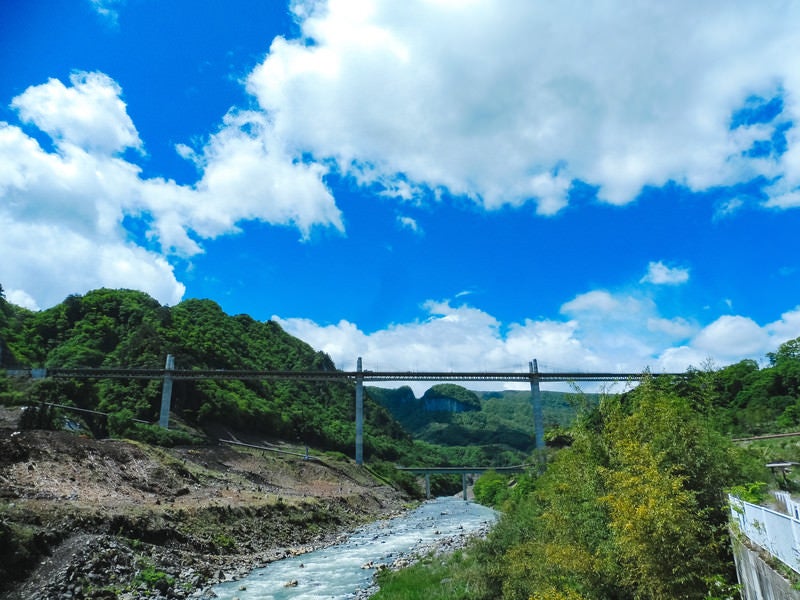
xmin=729 ymin=494 xmax=800 ymax=574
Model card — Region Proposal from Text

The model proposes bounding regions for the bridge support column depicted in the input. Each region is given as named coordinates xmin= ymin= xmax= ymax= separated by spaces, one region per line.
xmin=355 ymin=357 xmax=364 ymax=465
xmin=159 ymin=354 xmax=174 ymax=429
xmin=462 ymin=473 xmax=468 ymax=500
xmin=425 ymin=473 xmax=431 ymax=499
xmin=529 ymin=359 xmax=545 ymax=464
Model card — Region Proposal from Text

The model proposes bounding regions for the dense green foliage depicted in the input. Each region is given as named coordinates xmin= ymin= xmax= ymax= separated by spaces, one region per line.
xmin=379 ymin=376 xmax=771 ymax=599
xmin=370 ymin=385 xmax=599 ymax=473
xmin=677 ymin=339 xmax=800 ymax=435
xmin=480 ymin=389 xmax=601 ymax=431
xmin=368 ymin=384 xmax=532 ymax=472
xmin=0 ymin=288 xmax=410 ymax=461
xmin=422 ymin=384 xmax=482 ymax=411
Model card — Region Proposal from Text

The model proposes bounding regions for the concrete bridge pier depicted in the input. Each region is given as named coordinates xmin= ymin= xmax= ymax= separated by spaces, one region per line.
xmin=355 ymin=357 xmax=364 ymax=465
xmin=529 ymin=359 xmax=545 ymax=457
xmin=159 ymin=354 xmax=174 ymax=429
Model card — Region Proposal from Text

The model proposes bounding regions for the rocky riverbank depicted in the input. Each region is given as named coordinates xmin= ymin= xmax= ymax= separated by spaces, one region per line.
xmin=0 ymin=425 xmax=411 ymax=600
xmin=353 ymin=517 xmax=495 ymax=599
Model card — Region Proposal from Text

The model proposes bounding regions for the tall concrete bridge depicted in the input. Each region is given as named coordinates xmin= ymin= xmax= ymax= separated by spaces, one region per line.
xmin=12 ymin=356 xmax=684 ymax=465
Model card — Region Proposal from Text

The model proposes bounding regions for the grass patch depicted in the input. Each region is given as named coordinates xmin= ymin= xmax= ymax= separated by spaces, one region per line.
xmin=373 ymin=548 xmax=493 ymax=600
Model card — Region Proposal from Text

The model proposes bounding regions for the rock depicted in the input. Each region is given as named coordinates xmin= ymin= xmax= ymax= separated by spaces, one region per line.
xmin=284 ymin=579 xmax=299 ymax=587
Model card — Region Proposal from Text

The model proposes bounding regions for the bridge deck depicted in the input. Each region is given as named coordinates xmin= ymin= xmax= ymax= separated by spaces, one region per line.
xmin=23 ymin=368 xmax=684 ymax=383
xmin=397 ymin=464 xmax=530 ymax=499
xmin=396 ymin=465 xmax=528 ymax=475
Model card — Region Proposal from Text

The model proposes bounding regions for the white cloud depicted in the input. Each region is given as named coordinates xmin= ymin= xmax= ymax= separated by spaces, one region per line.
xmin=245 ymin=0 xmax=800 ymax=212
xmin=181 ymin=109 xmax=344 ymax=242
xmin=396 ymin=215 xmax=421 ymax=234
xmin=640 ymin=261 xmax=690 ymax=285
xmin=275 ymin=300 xmax=599 ymax=393
xmin=5 ymin=289 xmax=39 ymax=311
xmin=0 ymin=72 xmax=344 ymax=310
xmin=647 ymin=317 xmax=695 ymax=340
xmin=0 ymin=214 xmax=185 ymax=310
xmin=11 ymin=72 xmax=141 ymax=154
xmin=764 ymin=189 xmax=800 ymax=209
xmin=713 ymin=197 xmax=745 ymax=220
xmin=276 ymin=295 xmax=800 ymax=394
xmin=561 ymin=290 xmax=642 ymax=316
xmin=88 ymin=0 xmax=124 ymax=25
xmin=692 ymin=315 xmax=769 ymax=357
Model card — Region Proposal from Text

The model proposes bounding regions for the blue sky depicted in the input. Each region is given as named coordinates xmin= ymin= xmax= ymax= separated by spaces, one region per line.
xmin=3 ymin=0 xmax=800 ymax=385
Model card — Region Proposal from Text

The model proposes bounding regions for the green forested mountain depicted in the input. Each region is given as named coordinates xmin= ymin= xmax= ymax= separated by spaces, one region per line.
xmin=370 ymin=385 xmax=599 ymax=459
xmin=0 ymin=287 xmax=409 ymax=460
xmin=367 ymin=384 xmax=530 ymax=469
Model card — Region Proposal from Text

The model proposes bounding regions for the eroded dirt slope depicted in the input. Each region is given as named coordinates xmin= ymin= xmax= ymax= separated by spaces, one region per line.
xmin=0 ymin=422 xmax=408 ymax=600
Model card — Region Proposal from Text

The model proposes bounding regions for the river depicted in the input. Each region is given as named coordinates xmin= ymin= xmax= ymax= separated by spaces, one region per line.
xmin=208 ymin=496 xmax=497 ymax=599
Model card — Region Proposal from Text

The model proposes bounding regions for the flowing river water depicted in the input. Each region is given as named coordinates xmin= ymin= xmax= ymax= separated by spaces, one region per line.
xmin=209 ymin=497 xmax=497 ymax=599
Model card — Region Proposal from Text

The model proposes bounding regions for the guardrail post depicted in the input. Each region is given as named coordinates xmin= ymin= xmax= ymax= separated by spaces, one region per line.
xmin=159 ymin=354 xmax=174 ymax=429
xmin=355 ymin=357 xmax=364 ymax=465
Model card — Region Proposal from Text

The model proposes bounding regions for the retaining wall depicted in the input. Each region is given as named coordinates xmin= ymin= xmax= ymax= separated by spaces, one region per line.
xmin=732 ymin=536 xmax=800 ymax=600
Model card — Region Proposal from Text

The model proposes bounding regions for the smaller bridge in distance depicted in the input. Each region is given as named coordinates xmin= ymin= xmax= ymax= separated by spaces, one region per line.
xmin=397 ymin=465 xmax=529 ymax=500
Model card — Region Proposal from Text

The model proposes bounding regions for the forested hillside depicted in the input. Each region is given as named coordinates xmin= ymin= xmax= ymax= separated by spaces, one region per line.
xmin=375 ymin=376 xmax=775 ymax=600
xmin=370 ymin=384 xmax=600 ymax=464
xmin=369 ymin=384 xmax=533 ymax=468
xmin=688 ymin=339 xmax=800 ymax=435
xmin=0 ymin=287 xmax=409 ymax=460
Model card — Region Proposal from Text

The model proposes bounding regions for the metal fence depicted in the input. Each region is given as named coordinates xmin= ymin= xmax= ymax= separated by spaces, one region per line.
xmin=729 ymin=495 xmax=800 ymax=574
xmin=774 ymin=490 xmax=800 ymax=521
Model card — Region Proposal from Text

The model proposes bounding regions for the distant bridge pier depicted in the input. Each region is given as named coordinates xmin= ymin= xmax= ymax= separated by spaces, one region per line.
xmin=159 ymin=354 xmax=174 ymax=429
xmin=355 ymin=357 xmax=364 ymax=465
xmin=399 ymin=466 xmax=526 ymax=500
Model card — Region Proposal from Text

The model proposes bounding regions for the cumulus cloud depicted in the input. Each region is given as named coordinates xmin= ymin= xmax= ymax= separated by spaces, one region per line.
xmin=640 ymin=261 xmax=690 ymax=285
xmin=245 ymin=0 xmax=800 ymax=212
xmin=11 ymin=72 xmax=141 ymax=154
xmin=0 ymin=214 xmax=185 ymax=310
xmin=0 ymin=72 xmax=342 ymax=309
xmin=275 ymin=295 xmax=800 ymax=394
xmin=397 ymin=215 xmax=421 ymax=234
xmin=88 ymin=0 xmax=124 ymax=25
xmin=275 ymin=300 xmax=597 ymax=393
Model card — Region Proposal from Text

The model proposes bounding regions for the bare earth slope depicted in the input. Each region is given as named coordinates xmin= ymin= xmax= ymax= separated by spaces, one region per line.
xmin=0 ymin=421 xmax=408 ymax=600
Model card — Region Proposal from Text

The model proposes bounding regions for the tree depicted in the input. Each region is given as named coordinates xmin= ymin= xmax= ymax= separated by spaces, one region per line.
xmin=768 ymin=336 xmax=800 ymax=365
xmin=473 ymin=378 xmax=756 ymax=599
